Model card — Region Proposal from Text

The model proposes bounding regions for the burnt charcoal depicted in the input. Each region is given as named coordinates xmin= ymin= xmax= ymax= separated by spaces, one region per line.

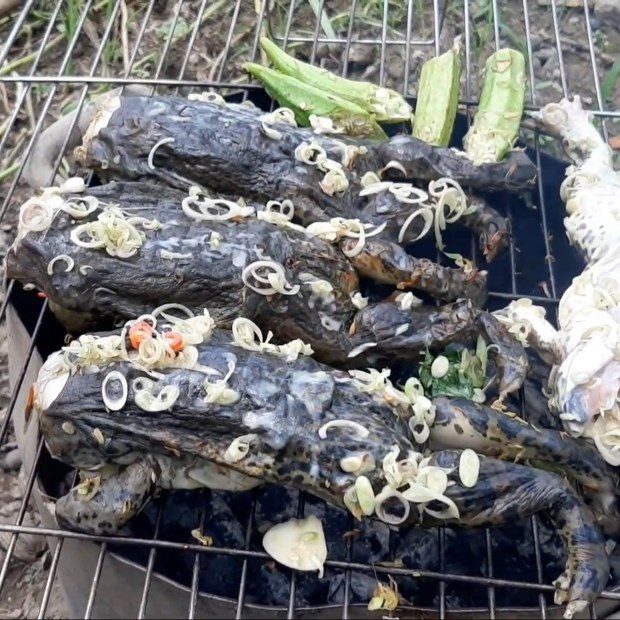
xmin=397 ymin=527 xmax=440 ymax=571
xmin=327 ymin=571 xmax=377 ymax=605
xmin=198 ymin=554 xmax=244 ymax=600
xmin=119 ymin=490 xmax=247 ymax=599
xmin=295 ymin=570 xmax=334 ymax=606
xmin=254 ymin=486 xmax=299 ymax=531
xmin=351 ymin=519 xmax=391 ymax=565
xmin=245 ymin=560 xmax=293 ymax=606
xmin=243 ymin=560 xmax=332 ymax=607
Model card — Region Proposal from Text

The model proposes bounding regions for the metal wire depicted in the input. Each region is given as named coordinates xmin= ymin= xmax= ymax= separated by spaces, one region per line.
xmin=582 ymin=0 xmax=609 ymax=142
xmin=188 ymin=502 xmax=206 ymax=620
xmin=0 ymin=1 xmax=618 ymax=618
xmin=233 ymin=496 xmax=255 ymax=620
xmin=83 ymin=542 xmax=108 ymax=619
xmin=137 ymin=500 xmax=166 ymax=619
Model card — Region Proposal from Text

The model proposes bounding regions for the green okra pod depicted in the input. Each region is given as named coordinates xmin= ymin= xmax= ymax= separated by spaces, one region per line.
xmin=259 ymin=37 xmax=411 ymax=123
xmin=244 ymin=62 xmax=387 ymax=141
xmin=413 ymin=41 xmax=462 ymax=147
xmin=463 ymin=48 xmax=526 ymax=165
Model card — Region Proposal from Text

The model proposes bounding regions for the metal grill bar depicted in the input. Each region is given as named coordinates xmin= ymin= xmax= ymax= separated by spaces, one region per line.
xmin=582 ymin=0 xmax=609 ymax=142
xmin=0 ymin=0 xmax=35 ymax=67
xmin=341 ymin=514 xmax=354 ymax=620
xmin=47 ymin=0 xmax=124 ymax=194
xmin=122 ymin=0 xmax=158 ymax=87
xmin=189 ymin=494 xmax=208 ymax=620
xmin=0 ymin=0 xmax=96 ymax=224
xmin=499 ymin=4 xmax=551 ymax=618
xmin=0 ymin=1 xmax=618 ymax=618
xmin=549 ymin=0 xmax=569 ymax=98
xmin=4 ymin=520 xmax=620 ymax=600
xmin=286 ymin=493 xmax=306 ymax=619
xmin=83 ymin=542 xmax=108 ymax=619
xmin=1 ymin=73 xmax=619 ymax=119
xmin=37 ymin=536 xmax=63 ymax=620
xmin=484 ymin=5 xmax=507 ymax=618
xmin=215 ymin=0 xmax=243 ymax=85
xmin=0 ymin=299 xmax=47 ymax=445
xmin=0 ymin=1 xmax=63 ymax=166
xmin=233 ymin=496 xmax=255 ymax=620
xmin=0 ymin=438 xmax=45 ymax=596
xmin=137 ymin=500 xmax=166 ymax=619
xmin=150 ymin=0 xmax=185 ymax=96
xmin=308 ymin=0 xmax=325 ymax=64
xmin=438 ymin=527 xmax=446 ymax=618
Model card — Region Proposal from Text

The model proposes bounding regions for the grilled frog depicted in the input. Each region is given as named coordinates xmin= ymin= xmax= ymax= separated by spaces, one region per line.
xmin=32 ymin=313 xmax=608 ymax=619
xmin=25 ymin=90 xmax=535 ymax=196
xmin=7 ymin=181 xmax=525 ymax=391
xmin=25 ymin=89 xmax=512 ymax=261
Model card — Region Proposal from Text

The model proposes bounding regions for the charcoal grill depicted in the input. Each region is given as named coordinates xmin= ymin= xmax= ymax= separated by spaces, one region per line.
xmin=1 ymin=0 xmax=620 ymax=618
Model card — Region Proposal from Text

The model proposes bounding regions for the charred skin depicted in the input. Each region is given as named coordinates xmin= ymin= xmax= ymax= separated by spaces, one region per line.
xmin=34 ymin=89 xmax=511 ymax=264
xmin=343 ymin=237 xmax=487 ymax=306
xmin=379 ymin=135 xmax=537 ymax=191
xmin=430 ymin=397 xmax=620 ymax=529
xmin=8 ymin=182 xmax=262 ymax=326
xmin=40 ymin=333 xmax=607 ymax=614
xmin=431 ymin=451 xmax=609 ymax=619
xmin=506 ymin=351 xmax=560 ymax=430
xmin=42 ymin=328 xmax=414 ymax=513
xmin=55 ymin=458 xmax=158 ymax=534
xmin=350 ymin=299 xmax=528 ymax=399
xmin=477 ymin=312 xmax=529 ymax=402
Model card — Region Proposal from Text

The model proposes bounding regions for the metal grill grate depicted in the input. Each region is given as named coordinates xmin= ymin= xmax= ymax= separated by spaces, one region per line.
xmin=0 ymin=1 xmax=619 ymax=618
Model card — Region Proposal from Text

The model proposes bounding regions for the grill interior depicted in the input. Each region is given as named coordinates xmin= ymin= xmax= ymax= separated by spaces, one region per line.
xmin=1 ymin=0 xmax=620 ymax=618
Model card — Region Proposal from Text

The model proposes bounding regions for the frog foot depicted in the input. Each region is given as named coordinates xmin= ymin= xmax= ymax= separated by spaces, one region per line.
xmin=430 ymin=450 xmax=609 ymax=620
xmin=343 ymin=237 xmax=487 ymax=305
xmin=553 ymin=569 xmax=571 ymax=605
xmin=55 ymin=458 xmax=159 ymax=534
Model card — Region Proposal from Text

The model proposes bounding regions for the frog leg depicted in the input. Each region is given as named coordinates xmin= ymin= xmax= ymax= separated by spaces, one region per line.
xmin=23 ymin=86 xmax=151 ymax=190
xmin=430 ymin=397 xmax=620 ymax=509
xmin=55 ymin=457 xmax=159 ymax=535
xmin=342 ymin=237 xmax=487 ymax=305
xmin=347 ymin=298 xmax=479 ymax=365
xmin=458 ymin=195 xmax=509 ymax=262
xmin=475 ymin=312 xmax=529 ymax=402
xmin=345 ymin=299 xmax=526 ymax=390
xmin=427 ymin=450 xmax=609 ymax=620
xmin=360 ymin=192 xmax=509 ymax=262
xmin=377 ymin=135 xmax=537 ymax=191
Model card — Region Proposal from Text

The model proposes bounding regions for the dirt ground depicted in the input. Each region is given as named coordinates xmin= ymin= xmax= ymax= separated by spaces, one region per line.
xmin=0 ymin=0 xmax=618 ymax=617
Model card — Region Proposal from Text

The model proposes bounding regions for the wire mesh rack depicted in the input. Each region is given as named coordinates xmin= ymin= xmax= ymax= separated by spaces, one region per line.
xmin=0 ymin=0 xmax=619 ymax=618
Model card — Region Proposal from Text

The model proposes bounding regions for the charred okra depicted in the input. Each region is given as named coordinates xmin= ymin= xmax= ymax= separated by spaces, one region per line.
xmin=244 ymin=63 xmax=387 ymax=140
xmin=258 ymin=36 xmax=411 ymax=123
xmin=413 ymin=41 xmax=462 ymax=147
xmin=463 ymin=48 xmax=526 ymax=165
